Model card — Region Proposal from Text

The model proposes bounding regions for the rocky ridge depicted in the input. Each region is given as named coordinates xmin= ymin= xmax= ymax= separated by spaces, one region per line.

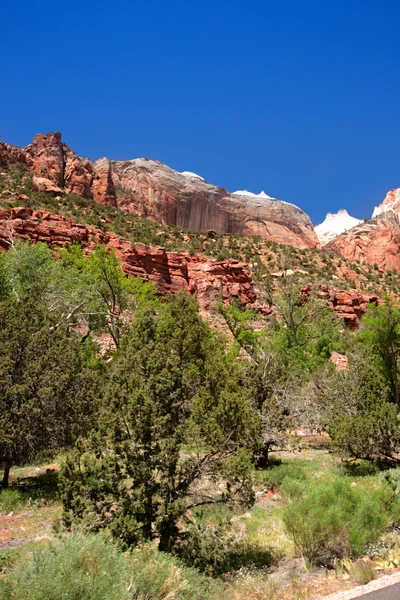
xmin=0 ymin=206 xmax=379 ymax=325
xmin=316 ymin=190 xmax=400 ymax=271
xmin=372 ymin=188 xmax=400 ymax=218
xmin=0 ymin=206 xmax=256 ymax=311
xmin=324 ymin=211 xmax=400 ymax=272
xmin=0 ymin=132 xmax=319 ymax=250
xmin=2 ymin=131 xmax=400 ymax=277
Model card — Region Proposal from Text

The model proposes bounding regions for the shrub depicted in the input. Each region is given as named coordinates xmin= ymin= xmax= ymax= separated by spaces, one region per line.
xmin=350 ymin=559 xmax=376 ymax=585
xmin=129 ymin=544 xmax=223 ymax=600
xmin=173 ymin=519 xmax=235 ymax=576
xmin=0 ymin=534 xmax=222 ymax=600
xmin=0 ymin=534 xmax=133 ymax=600
xmin=282 ymin=476 xmax=391 ymax=564
xmin=329 ymin=403 xmax=399 ymax=459
xmin=254 ymin=460 xmax=310 ymax=491
xmin=0 ymin=489 xmax=22 ymax=513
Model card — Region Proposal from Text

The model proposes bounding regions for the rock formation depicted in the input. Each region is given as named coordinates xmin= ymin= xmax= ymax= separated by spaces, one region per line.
xmin=372 ymin=188 xmax=400 ymax=218
xmin=315 ymin=209 xmax=361 ymax=245
xmin=0 ymin=208 xmax=379 ymax=325
xmin=110 ymin=158 xmax=319 ymax=249
xmin=319 ymin=287 xmax=380 ymax=328
xmin=0 ymin=132 xmax=319 ymax=250
xmin=324 ymin=212 xmax=400 ymax=272
xmin=315 ymin=189 xmax=400 ymax=272
xmin=0 ymin=207 xmax=256 ymax=311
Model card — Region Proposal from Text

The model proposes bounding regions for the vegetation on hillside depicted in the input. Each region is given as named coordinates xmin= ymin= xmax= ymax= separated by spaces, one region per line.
xmin=2 ymin=167 xmax=400 ymax=598
xmin=2 ymin=164 xmax=400 ymax=298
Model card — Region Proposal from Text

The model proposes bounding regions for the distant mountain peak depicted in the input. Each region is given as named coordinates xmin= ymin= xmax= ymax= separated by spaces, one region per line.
xmin=315 ymin=209 xmax=362 ymax=245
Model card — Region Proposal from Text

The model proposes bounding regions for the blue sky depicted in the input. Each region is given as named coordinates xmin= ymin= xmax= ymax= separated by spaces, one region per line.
xmin=1 ymin=0 xmax=399 ymax=224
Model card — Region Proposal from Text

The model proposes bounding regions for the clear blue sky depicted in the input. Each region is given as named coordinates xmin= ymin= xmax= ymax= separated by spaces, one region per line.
xmin=2 ymin=0 xmax=399 ymax=224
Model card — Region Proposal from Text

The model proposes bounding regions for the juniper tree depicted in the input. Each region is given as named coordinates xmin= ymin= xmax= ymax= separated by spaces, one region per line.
xmin=0 ymin=299 xmax=100 ymax=488
xmin=61 ymin=293 xmax=258 ymax=551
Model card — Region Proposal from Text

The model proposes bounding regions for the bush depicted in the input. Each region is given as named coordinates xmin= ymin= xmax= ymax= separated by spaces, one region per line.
xmin=0 ymin=534 xmax=222 ymax=600
xmin=282 ymin=476 xmax=391 ymax=565
xmin=0 ymin=489 xmax=22 ymax=514
xmin=0 ymin=534 xmax=132 ymax=600
xmin=130 ymin=544 xmax=223 ymax=599
xmin=350 ymin=559 xmax=376 ymax=585
xmin=381 ymin=468 xmax=400 ymax=526
xmin=329 ymin=403 xmax=399 ymax=459
xmin=254 ymin=460 xmax=310 ymax=491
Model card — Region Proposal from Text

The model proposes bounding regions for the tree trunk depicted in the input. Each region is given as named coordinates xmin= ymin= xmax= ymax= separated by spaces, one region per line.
xmin=255 ymin=443 xmax=270 ymax=469
xmin=158 ymin=518 xmax=179 ymax=553
xmin=1 ymin=459 xmax=12 ymax=489
xmin=392 ymin=352 xmax=399 ymax=406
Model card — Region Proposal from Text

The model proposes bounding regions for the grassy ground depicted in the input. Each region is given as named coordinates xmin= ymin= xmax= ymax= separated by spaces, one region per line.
xmin=0 ymin=462 xmax=61 ymax=553
xmin=2 ymin=448 xmax=400 ymax=599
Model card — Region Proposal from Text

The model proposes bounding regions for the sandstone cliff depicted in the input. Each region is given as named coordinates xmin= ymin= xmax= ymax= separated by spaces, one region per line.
xmin=0 ymin=132 xmax=319 ymax=250
xmin=0 ymin=207 xmax=378 ymax=325
xmin=372 ymin=188 xmax=400 ymax=218
xmin=324 ymin=212 xmax=400 ymax=272
xmin=0 ymin=207 xmax=256 ymax=311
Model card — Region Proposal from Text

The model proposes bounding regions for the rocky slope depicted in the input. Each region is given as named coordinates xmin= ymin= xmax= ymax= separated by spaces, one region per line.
xmin=0 ymin=206 xmax=256 ymax=311
xmin=0 ymin=206 xmax=380 ymax=325
xmin=372 ymin=188 xmax=400 ymax=218
xmin=324 ymin=210 xmax=400 ymax=272
xmin=0 ymin=132 xmax=319 ymax=250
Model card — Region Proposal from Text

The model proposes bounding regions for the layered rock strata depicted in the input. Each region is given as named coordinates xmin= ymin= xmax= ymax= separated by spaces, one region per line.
xmin=0 ymin=208 xmax=379 ymax=325
xmin=0 ymin=132 xmax=319 ymax=249
xmin=0 ymin=207 xmax=256 ymax=310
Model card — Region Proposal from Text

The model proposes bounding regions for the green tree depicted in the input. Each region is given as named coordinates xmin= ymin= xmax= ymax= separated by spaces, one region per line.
xmin=0 ymin=240 xmax=158 ymax=346
xmin=359 ymin=299 xmax=400 ymax=405
xmin=60 ymin=294 xmax=257 ymax=552
xmin=219 ymin=281 xmax=341 ymax=466
xmin=323 ymin=356 xmax=400 ymax=459
xmin=0 ymin=299 xmax=100 ymax=488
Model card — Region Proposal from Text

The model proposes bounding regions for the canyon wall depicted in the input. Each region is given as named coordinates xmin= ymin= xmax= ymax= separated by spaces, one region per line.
xmin=0 ymin=132 xmax=319 ymax=250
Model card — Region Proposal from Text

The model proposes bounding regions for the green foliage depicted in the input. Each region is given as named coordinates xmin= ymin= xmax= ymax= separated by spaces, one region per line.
xmin=0 ymin=534 xmax=222 ymax=600
xmin=60 ymin=293 xmax=257 ymax=553
xmin=0 ymin=299 xmax=100 ymax=487
xmin=219 ymin=279 xmax=341 ymax=465
xmin=0 ymin=534 xmax=132 ymax=600
xmin=329 ymin=403 xmax=399 ymax=459
xmin=172 ymin=519 xmax=235 ymax=576
xmin=323 ymin=357 xmax=400 ymax=459
xmin=128 ymin=544 xmax=223 ymax=599
xmin=0 ymin=489 xmax=22 ymax=513
xmin=254 ymin=461 xmax=309 ymax=491
xmin=282 ymin=476 xmax=392 ymax=564
xmin=359 ymin=299 xmax=400 ymax=404
xmin=350 ymin=559 xmax=376 ymax=585
xmin=0 ymin=239 xmax=159 ymax=347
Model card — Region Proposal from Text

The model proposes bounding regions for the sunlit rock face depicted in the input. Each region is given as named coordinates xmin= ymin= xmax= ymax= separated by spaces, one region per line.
xmin=325 ymin=211 xmax=400 ymax=272
xmin=1 ymin=132 xmax=319 ymax=249
xmin=372 ymin=188 xmax=400 ymax=218
xmin=109 ymin=158 xmax=319 ymax=248
xmin=315 ymin=209 xmax=362 ymax=245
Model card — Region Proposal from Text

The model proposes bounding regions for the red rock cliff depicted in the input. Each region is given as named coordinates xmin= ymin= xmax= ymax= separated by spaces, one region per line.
xmin=0 ymin=132 xmax=319 ymax=250
xmin=0 ymin=207 xmax=256 ymax=311
xmin=324 ymin=212 xmax=400 ymax=272
xmin=0 ymin=208 xmax=379 ymax=325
